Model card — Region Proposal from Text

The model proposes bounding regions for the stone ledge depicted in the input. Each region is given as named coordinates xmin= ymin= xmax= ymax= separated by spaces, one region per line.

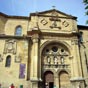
xmin=70 ymin=77 xmax=85 ymax=82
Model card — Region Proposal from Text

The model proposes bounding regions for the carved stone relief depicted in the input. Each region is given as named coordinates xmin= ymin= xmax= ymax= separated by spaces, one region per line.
xmin=3 ymin=39 xmax=17 ymax=54
xmin=71 ymin=40 xmax=78 ymax=45
xmin=15 ymin=55 xmax=21 ymax=63
xmin=62 ymin=21 xmax=69 ymax=27
xmin=42 ymin=43 xmax=69 ymax=66
xmin=49 ymin=17 xmax=61 ymax=29
xmin=41 ymin=19 xmax=48 ymax=25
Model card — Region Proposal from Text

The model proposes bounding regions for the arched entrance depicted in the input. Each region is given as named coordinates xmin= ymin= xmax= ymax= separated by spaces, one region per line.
xmin=44 ymin=71 xmax=54 ymax=88
xmin=41 ymin=41 xmax=71 ymax=88
xmin=59 ymin=71 xmax=70 ymax=88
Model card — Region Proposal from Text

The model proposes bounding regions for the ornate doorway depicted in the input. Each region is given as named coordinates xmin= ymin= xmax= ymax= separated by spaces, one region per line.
xmin=44 ymin=71 xmax=54 ymax=88
xmin=41 ymin=41 xmax=71 ymax=88
xmin=59 ymin=71 xmax=70 ymax=88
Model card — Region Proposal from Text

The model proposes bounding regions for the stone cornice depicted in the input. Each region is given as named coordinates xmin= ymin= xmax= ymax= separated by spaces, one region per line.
xmin=0 ymin=35 xmax=31 ymax=40
xmin=30 ymin=9 xmax=77 ymax=20
xmin=78 ymin=25 xmax=88 ymax=30
xmin=0 ymin=12 xmax=29 ymax=20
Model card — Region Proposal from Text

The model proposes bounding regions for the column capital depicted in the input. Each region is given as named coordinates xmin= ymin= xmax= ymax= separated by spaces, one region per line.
xmin=71 ymin=39 xmax=78 ymax=45
xmin=32 ymin=38 xmax=39 ymax=43
xmin=31 ymin=34 xmax=40 ymax=43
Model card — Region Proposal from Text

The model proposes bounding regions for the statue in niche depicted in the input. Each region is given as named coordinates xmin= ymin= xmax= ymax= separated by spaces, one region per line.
xmin=62 ymin=21 xmax=69 ymax=27
xmin=3 ymin=39 xmax=16 ymax=54
xmin=54 ymin=56 xmax=58 ymax=65
xmin=60 ymin=56 xmax=64 ymax=64
xmin=47 ymin=56 xmax=51 ymax=64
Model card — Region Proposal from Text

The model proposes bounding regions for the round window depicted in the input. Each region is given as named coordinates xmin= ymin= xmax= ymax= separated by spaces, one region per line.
xmin=46 ymin=49 xmax=49 ymax=53
xmin=61 ymin=49 xmax=64 ymax=52
xmin=52 ymin=46 xmax=58 ymax=52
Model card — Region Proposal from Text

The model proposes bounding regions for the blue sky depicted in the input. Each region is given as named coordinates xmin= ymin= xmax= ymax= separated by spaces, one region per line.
xmin=0 ymin=0 xmax=87 ymax=25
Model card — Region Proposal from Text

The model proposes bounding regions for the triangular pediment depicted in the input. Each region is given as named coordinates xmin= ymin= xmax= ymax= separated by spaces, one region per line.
xmin=30 ymin=9 xmax=77 ymax=19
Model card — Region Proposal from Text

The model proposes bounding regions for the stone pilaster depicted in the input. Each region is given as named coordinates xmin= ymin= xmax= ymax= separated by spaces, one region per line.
xmin=70 ymin=40 xmax=86 ymax=88
xmin=54 ymin=73 xmax=59 ymax=88
xmin=30 ymin=33 xmax=39 ymax=88
xmin=72 ymin=40 xmax=82 ymax=77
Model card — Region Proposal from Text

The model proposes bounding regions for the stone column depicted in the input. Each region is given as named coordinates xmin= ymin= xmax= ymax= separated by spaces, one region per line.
xmin=30 ymin=34 xmax=39 ymax=88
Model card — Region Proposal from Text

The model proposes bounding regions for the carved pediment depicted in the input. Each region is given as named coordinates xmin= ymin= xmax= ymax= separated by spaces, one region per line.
xmin=29 ymin=9 xmax=77 ymax=32
xmin=30 ymin=9 xmax=77 ymax=19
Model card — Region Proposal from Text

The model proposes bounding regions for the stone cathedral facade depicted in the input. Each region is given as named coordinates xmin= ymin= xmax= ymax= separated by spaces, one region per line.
xmin=0 ymin=9 xmax=88 ymax=88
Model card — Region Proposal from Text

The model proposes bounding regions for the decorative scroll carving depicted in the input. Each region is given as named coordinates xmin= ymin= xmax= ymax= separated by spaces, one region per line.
xmin=3 ymin=39 xmax=17 ymax=54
